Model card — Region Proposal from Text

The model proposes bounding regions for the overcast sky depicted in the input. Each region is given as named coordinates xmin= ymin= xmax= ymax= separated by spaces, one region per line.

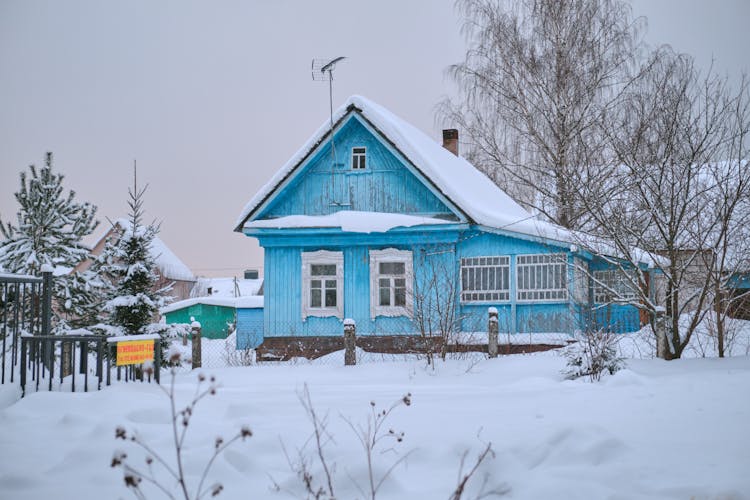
xmin=1 ymin=0 xmax=748 ymax=279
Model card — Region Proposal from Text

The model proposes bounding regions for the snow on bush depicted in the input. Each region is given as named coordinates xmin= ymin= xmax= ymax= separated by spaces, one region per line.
xmin=563 ymin=329 xmax=626 ymax=382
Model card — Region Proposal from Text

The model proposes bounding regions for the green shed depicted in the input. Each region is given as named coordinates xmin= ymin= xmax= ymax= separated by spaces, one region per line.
xmin=161 ymin=298 xmax=238 ymax=339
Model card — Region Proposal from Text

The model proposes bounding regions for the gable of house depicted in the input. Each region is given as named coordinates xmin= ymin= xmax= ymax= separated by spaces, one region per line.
xmin=257 ymin=115 xmax=459 ymax=220
xmin=235 ymin=96 xmax=570 ymax=246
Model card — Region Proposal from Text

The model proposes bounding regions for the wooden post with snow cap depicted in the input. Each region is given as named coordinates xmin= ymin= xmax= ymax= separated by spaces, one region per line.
xmin=191 ymin=318 xmax=202 ymax=369
xmin=654 ymin=306 xmax=667 ymax=359
xmin=343 ymin=318 xmax=356 ymax=366
xmin=488 ymin=307 xmax=499 ymax=358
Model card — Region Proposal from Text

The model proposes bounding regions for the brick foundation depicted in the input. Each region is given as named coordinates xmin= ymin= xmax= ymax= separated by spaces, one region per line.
xmin=256 ymin=335 xmax=566 ymax=361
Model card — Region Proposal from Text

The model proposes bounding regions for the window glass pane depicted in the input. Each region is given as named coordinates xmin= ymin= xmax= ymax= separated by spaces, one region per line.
xmin=310 ymin=279 xmax=321 ymax=288
xmin=394 ymin=278 xmax=405 ymax=288
xmin=325 ymin=280 xmax=337 ymax=289
xmin=379 ymin=262 xmax=405 ymax=275
xmin=311 ymin=289 xmax=321 ymax=307
xmin=325 ymin=289 xmax=337 ymax=307
xmin=311 ymin=264 xmax=336 ymax=276
xmin=394 ymin=286 xmax=406 ymax=306
xmin=379 ymin=286 xmax=390 ymax=306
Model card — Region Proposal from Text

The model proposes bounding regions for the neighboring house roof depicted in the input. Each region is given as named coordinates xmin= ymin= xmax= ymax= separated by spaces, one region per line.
xmin=235 ymin=95 xmax=569 ymax=241
xmin=190 ymin=277 xmax=263 ymax=298
xmin=160 ymin=295 xmax=264 ymax=315
xmin=91 ymin=218 xmax=196 ymax=282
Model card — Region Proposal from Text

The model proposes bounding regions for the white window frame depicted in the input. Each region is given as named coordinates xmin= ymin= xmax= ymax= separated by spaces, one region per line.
xmin=573 ymin=257 xmax=590 ymax=304
xmin=460 ymin=256 xmax=510 ymax=303
xmin=301 ymin=250 xmax=344 ymax=319
xmin=351 ymin=147 xmax=367 ymax=170
xmin=516 ymin=253 xmax=568 ymax=302
xmin=593 ymin=269 xmax=637 ymax=304
xmin=369 ymin=248 xmax=413 ymax=318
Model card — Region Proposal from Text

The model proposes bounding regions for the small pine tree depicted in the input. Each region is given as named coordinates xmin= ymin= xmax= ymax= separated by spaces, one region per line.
xmin=103 ymin=168 xmax=172 ymax=343
xmin=0 ymin=152 xmax=102 ymax=329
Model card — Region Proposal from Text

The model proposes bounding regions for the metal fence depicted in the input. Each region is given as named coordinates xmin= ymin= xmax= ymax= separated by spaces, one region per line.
xmin=1 ymin=272 xmax=51 ymax=385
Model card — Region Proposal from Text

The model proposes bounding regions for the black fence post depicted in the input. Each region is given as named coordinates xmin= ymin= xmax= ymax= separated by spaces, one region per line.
xmin=20 ymin=337 xmax=27 ymax=397
xmin=97 ymin=339 xmax=104 ymax=390
xmin=154 ymin=340 xmax=161 ymax=384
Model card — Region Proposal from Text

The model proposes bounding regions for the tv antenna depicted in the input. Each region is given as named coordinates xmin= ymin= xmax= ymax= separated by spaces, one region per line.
xmin=312 ymin=57 xmax=346 ymax=174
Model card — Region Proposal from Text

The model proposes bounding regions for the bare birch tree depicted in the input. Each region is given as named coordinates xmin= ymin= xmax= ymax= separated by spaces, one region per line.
xmin=579 ymin=49 xmax=750 ymax=359
xmin=440 ymin=0 xmax=645 ymax=230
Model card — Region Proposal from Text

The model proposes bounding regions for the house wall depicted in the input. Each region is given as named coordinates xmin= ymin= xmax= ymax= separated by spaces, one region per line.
xmin=263 ymin=238 xmax=452 ymax=337
xmin=236 ymin=307 xmax=264 ymax=349
xmin=259 ymin=117 xmax=455 ymax=219
xmin=258 ymin=228 xmax=610 ymax=339
xmin=164 ymin=304 xmax=235 ymax=339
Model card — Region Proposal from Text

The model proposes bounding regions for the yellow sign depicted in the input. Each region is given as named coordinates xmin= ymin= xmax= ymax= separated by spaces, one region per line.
xmin=116 ymin=339 xmax=155 ymax=366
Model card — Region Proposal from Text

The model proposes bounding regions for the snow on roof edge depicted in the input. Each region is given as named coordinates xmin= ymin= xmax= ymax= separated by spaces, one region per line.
xmin=245 ymin=211 xmax=454 ymax=233
xmin=161 ymin=295 xmax=264 ymax=315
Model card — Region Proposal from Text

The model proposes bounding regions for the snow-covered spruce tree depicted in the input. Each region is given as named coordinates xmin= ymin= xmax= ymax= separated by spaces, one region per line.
xmin=0 ymin=152 xmax=102 ymax=330
xmin=103 ymin=171 xmax=172 ymax=352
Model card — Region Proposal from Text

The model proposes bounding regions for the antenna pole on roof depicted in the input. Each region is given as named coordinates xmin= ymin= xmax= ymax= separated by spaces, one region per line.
xmin=311 ymin=57 xmax=347 ymax=182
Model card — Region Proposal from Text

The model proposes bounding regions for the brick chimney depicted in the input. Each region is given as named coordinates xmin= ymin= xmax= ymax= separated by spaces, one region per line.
xmin=442 ymin=129 xmax=459 ymax=156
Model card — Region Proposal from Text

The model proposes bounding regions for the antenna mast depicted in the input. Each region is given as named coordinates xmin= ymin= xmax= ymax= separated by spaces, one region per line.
xmin=312 ymin=57 xmax=346 ymax=170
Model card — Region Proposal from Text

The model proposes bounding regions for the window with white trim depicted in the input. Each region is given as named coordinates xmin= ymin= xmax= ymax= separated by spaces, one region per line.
xmin=516 ymin=253 xmax=568 ymax=301
xmin=370 ymin=249 xmax=412 ymax=318
xmin=351 ymin=147 xmax=366 ymax=170
xmin=573 ymin=258 xmax=589 ymax=304
xmin=460 ymin=256 xmax=510 ymax=302
xmin=593 ymin=269 xmax=637 ymax=304
xmin=301 ymin=250 xmax=343 ymax=319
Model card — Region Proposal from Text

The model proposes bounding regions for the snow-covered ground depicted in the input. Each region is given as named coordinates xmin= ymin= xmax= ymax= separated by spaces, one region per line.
xmin=0 ymin=349 xmax=748 ymax=499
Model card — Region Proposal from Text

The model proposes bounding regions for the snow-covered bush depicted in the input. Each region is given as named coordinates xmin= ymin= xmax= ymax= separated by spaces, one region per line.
xmin=564 ymin=329 xmax=626 ymax=382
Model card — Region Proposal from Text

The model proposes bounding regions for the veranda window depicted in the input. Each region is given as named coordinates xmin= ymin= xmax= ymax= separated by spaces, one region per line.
xmin=516 ymin=253 xmax=568 ymax=301
xmin=460 ymin=256 xmax=510 ymax=302
xmin=593 ymin=269 xmax=637 ymax=304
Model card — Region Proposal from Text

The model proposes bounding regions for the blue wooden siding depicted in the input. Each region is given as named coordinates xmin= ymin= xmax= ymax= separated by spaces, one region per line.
xmin=258 ymin=228 xmax=648 ymax=337
xmin=236 ymin=307 xmax=264 ymax=349
xmin=258 ymin=117 xmax=456 ymax=220
xmin=592 ymin=304 xmax=642 ymax=333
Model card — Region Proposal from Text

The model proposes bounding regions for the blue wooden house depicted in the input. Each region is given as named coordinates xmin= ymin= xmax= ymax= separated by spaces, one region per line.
xmin=234 ymin=96 xmax=649 ymax=351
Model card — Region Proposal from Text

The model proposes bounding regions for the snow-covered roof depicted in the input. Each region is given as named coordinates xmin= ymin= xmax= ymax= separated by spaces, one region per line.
xmin=190 ymin=277 xmax=263 ymax=298
xmin=235 ymin=95 xmax=572 ymax=243
xmin=160 ymin=295 xmax=263 ymax=314
xmin=234 ymin=95 xmax=663 ymax=267
xmin=93 ymin=219 xmax=196 ymax=282
xmin=245 ymin=211 xmax=454 ymax=233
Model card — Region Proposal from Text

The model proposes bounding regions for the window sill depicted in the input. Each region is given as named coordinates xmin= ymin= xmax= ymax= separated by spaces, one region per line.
xmin=371 ymin=307 xmax=410 ymax=319
xmin=303 ymin=309 xmax=343 ymax=320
